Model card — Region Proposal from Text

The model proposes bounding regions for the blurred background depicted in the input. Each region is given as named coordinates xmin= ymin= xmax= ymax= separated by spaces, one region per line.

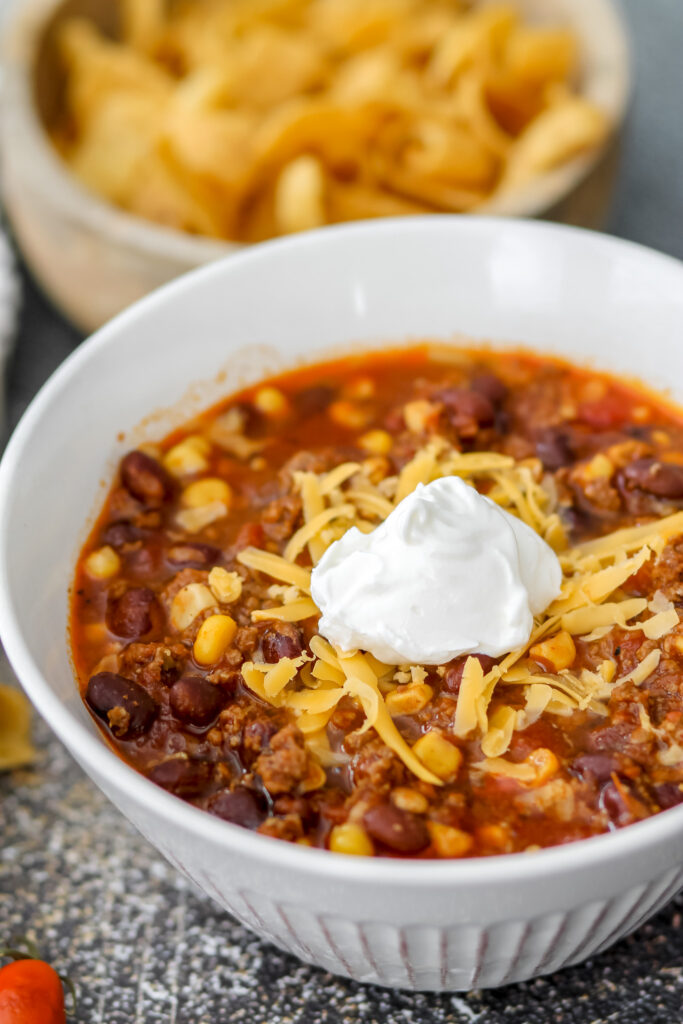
xmin=1 ymin=1 xmax=682 ymax=1022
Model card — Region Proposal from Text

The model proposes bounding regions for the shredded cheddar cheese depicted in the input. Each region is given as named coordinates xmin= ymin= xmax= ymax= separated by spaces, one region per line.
xmin=237 ymin=442 xmax=682 ymax=782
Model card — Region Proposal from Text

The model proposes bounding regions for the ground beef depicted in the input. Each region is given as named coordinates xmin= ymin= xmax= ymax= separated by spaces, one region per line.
xmin=254 ymin=724 xmax=310 ymax=795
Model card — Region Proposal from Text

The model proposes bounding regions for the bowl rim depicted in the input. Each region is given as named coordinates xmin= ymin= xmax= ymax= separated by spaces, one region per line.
xmin=2 ymin=215 xmax=683 ymax=886
xmin=2 ymin=0 xmax=632 ymax=260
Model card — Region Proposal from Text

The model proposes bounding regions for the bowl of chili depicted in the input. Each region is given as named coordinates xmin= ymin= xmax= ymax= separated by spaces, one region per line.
xmin=1 ymin=217 xmax=683 ymax=991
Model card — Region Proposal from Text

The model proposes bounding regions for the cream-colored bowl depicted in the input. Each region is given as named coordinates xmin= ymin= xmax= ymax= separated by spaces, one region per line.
xmin=1 ymin=218 xmax=683 ymax=991
xmin=0 ymin=0 xmax=630 ymax=333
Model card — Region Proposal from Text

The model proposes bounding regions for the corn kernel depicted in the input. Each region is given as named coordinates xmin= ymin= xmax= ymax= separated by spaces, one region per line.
xmin=525 ymin=747 xmax=559 ymax=785
xmin=84 ymin=545 xmax=121 ymax=580
xmin=328 ymin=400 xmax=370 ymax=430
xmin=163 ymin=436 xmax=210 ymax=478
xmin=412 ymin=731 xmax=462 ymax=781
xmin=385 ymin=682 xmax=433 ymax=716
xmin=181 ymin=477 xmax=232 ymax=509
xmin=475 ymin=824 xmax=510 ymax=850
xmin=175 ymin=501 xmax=227 ymax=534
xmin=582 ymin=453 xmax=613 ymax=481
xmin=391 ymin=787 xmax=429 ymax=814
xmin=170 ymin=583 xmax=216 ymax=632
xmin=209 ymin=567 xmax=243 ymax=604
xmin=428 ymin=822 xmax=473 ymax=858
xmin=530 ymin=630 xmax=576 ymax=672
xmin=403 ymin=399 xmax=437 ymax=433
xmin=359 ymin=429 xmax=393 ymax=455
xmin=344 ymin=376 xmax=376 ymax=399
xmin=299 ymin=762 xmax=327 ymax=794
xmin=254 ymin=386 xmax=289 ymax=417
xmin=653 ymin=430 xmax=671 ymax=447
xmin=329 ymin=822 xmax=374 ymax=856
xmin=84 ymin=622 xmax=109 ymax=644
xmin=633 ymin=405 xmax=650 ymax=423
xmin=599 ymin=659 xmax=616 ymax=682
xmin=194 ymin=614 xmax=237 ymax=665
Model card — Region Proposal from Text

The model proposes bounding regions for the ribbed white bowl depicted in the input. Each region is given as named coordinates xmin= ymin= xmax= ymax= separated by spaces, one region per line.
xmin=1 ymin=218 xmax=683 ymax=990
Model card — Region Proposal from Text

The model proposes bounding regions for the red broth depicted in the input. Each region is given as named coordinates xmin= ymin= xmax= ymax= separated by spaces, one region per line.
xmin=70 ymin=345 xmax=683 ymax=857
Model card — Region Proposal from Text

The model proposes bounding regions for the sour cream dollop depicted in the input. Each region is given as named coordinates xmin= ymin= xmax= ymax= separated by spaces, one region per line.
xmin=311 ymin=476 xmax=562 ymax=665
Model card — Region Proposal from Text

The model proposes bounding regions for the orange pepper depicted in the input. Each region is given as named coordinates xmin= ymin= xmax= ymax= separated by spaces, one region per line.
xmin=0 ymin=958 xmax=66 ymax=1024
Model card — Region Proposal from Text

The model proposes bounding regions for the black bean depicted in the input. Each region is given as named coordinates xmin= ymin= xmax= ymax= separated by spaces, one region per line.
xmin=106 ymin=587 xmax=158 ymax=639
xmin=120 ymin=450 xmax=172 ymax=506
xmin=364 ymin=803 xmax=430 ymax=853
xmin=167 ymin=543 xmax=221 ymax=568
xmin=149 ymin=758 xmax=213 ymax=796
xmin=209 ymin=786 xmax=267 ymax=829
xmin=169 ymin=676 xmax=226 ymax=727
xmin=261 ymin=623 xmax=305 ymax=663
xmin=535 ymin=427 xmax=574 ymax=470
xmin=620 ymin=458 xmax=683 ymax=499
xmin=86 ymin=672 xmax=157 ymax=738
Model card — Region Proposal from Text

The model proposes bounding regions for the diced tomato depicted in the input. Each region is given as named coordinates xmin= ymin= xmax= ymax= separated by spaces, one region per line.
xmin=576 ymin=395 xmax=629 ymax=430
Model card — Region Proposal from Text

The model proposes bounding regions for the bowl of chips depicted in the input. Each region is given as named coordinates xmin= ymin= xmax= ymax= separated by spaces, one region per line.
xmin=1 ymin=0 xmax=630 ymax=332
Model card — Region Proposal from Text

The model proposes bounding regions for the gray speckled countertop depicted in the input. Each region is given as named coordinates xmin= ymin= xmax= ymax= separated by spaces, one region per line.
xmin=2 ymin=1 xmax=683 ymax=1020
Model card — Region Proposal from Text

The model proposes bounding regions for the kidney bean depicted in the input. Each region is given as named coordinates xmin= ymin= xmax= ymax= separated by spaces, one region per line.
xmin=100 ymin=520 xmax=141 ymax=549
xmin=438 ymin=388 xmax=495 ymax=431
xmin=619 ymin=458 xmax=683 ymax=499
xmin=106 ymin=587 xmax=159 ymax=639
xmin=364 ymin=803 xmax=430 ymax=853
xmin=86 ymin=672 xmax=157 ymax=738
xmin=653 ymin=782 xmax=683 ymax=810
xmin=471 ymin=372 xmax=507 ymax=405
xmin=442 ymin=654 xmax=497 ymax=696
xmin=170 ymin=676 xmax=226 ymax=727
xmin=261 ymin=623 xmax=305 ymax=663
xmin=571 ymin=752 xmax=619 ymax=783
xmin=534 ymin=427 xmax=574 ymax=470
xmin=167 ymin=542 xmax=221 ymax=568
xmin=120 ymin=450 xmax=172 ymax=506
xmin=209 ymin=786 xmax=267 ymax=829
xmin=599 ymin=777 xmax=635 ymax=828
xmin=149 ymin=758 xmax=213 ymax=796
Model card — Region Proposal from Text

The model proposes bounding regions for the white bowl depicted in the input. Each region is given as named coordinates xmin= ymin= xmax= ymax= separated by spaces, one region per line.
xmin=0 ymin=0 xmax=630 ymax=333
xmin=2 ymin=218 xmax=683 ymax=992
